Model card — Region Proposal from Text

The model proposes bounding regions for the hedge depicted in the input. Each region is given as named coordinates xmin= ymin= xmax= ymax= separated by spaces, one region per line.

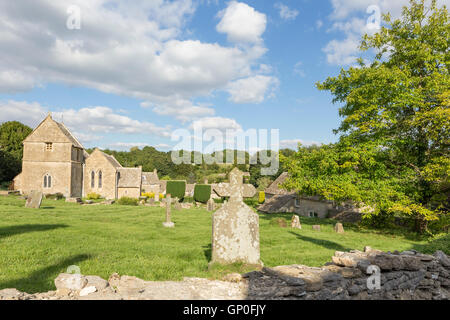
xmin=118 ymin=197 xmax=139 ymax=206
xmin=166 ymin=180 xmax=186 ymax=200
xmin=193 ymin=184 xmax=211 ymax=203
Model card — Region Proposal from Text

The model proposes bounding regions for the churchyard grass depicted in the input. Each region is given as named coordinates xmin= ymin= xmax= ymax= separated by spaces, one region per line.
xmin=0 ymin=195 xmax=448 ymax=293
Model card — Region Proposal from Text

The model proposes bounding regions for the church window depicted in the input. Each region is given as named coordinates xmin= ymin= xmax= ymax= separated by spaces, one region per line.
xmin=98 ymin=171 xmax=102 ymax=188
xmin=91 ymin=171 xmax=95 ymax=188
xmin=44 ymin=174 xmax=52 ymax=188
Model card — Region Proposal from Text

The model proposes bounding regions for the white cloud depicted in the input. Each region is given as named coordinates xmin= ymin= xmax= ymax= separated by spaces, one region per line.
xmin=216 ymin=1 xmax=267 ymax=43
xmin=280 ymin=139 xmax=321 ymax=149
xmin=274 ymin=3 xmax=299 ymax=21
xmin=0 ymin=100 xmax=172 ymax=140
xmin=0 ymin=0 xmax=274 ymax=121
xmin=324 ymin=0 xmax=448 ymax=66
xmin=190 ymin=117 xmax=242 ymax=131
xmin=316 ymin=20 xmax=324 ymax=29
xmin=227 ymin=75 xmax=279 ymax=104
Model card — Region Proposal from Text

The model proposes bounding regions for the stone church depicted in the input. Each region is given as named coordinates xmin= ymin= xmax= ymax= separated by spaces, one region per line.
xmin=13 ymin=113 xmax=159 ymax=199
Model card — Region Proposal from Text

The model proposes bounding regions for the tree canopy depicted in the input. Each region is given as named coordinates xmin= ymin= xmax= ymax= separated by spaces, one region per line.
xmin=283 ymin=0 xmax=449 ymax=233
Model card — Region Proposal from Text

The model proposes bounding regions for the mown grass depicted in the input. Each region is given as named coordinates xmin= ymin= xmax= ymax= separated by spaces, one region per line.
xmin=0 ymin=195 xmax=448 ymax=293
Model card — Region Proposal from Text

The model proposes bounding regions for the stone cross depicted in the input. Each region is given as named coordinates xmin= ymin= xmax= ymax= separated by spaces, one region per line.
xmin=211 ymin=168 xmax=262 ymax=266
xmin=163 ymin=194 xmax=174 ymax=228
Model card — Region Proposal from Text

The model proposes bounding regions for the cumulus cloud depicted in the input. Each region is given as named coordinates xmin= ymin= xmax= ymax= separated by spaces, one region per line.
xmin=274 ymin=3 xmax=299 ymax=21
xmin=216 ymin=1 xmax=267 ymax=43
xmin=323 ymin=0 xmax=447 ymax=66
xmin=227 ymin=75 xmax=279 ymax=104
xmin=0 ymin=0 xmax=275 ymax=122
xmin=0 ymin=100 xmax=171 ymax=140
xmin=190 ymin=116 xmax=242 ymax=131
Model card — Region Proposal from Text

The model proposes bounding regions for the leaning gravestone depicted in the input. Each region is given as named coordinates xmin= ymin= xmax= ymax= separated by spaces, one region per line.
xmin=25 ymin=190 xmax=43 ymax=209
xmin=211 ymin=168 xmax=262 ymax=266
xmin=334 ymin=223 xmax=345 ymax=234
xmin=291 ymin=215 xmax=302 ymax=229
xmin=207 ymin=198 xmax=215 ymax=212
xmin=162 ymin=194 xmax=174 ymax=228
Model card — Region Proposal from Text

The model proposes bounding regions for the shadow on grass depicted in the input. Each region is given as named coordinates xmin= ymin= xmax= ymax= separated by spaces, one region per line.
xmin=411 ymin=233 xmax=450 ymax=255
xmin=203 ymin=244 xmax=212 ymax=262
xmin=258 ymin=212 xmax=337 ymax=226
xmin=0 ymin=224 xmax=68 ymax=240
xmin=0 ymin=254 xmax=92 ymax=293
xmin=288 ymin=231 xmax=352 ymax=252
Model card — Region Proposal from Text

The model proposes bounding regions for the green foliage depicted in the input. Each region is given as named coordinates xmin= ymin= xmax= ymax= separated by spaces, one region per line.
xmin=0 ymin=121 xmax=32 ymax=183
xmin=87 ymin=193 xmax=101 ymax=200
xmin=44 ymin=193 xmax=65 ymax=200
xmin=193 ymin=184 xmax=211 ymax=203
xmin=166 ymin=180 xmax=186 ymax=200
xmin=118 ymin=197 xmax=139 ymax=206
xmin=284 ymin=0 xmax=449 ymax=234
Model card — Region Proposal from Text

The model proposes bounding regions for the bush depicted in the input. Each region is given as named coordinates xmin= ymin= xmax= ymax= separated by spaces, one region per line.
xmin=194 ymin=184 xmax=211 ymax=203
xmin=87 ymin=193 xmax=101 ymax=200
xmin=118 ymin=197 xmax=139 ymax=206
xmin=258 ymin=191 xmax=265 ymax=204
xmin=45 ymin=193 xmax=65 ymax=200
xmin=244 ymin=198 xmax=259 ymax=207
xmin=183 ymin=196 xmax=194 ymax=203
xmin=166 ymin=180 xmax=186 ymax=200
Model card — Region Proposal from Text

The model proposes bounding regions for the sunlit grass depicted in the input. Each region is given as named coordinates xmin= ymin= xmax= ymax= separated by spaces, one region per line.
xmin=0 ymin=195 xmax=447 ymax=293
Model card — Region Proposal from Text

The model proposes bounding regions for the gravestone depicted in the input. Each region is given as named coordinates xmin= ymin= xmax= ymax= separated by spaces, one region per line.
xmin=147 ymin=197 xmax=155 ymax=205
xmin=173 ymin=198 xmax=181 ymax=211
xmin=211 ymin=168 xmax=262 ymax=266
xmin=207 ymin=199 xmax=215 ymax=212
xmin=291 ymin=215 xmax=302 ymax=229
xmin=334 ymin=223 xmax=345 ymax=234
xmin=163 ymin=194 xmax=174 ymax=228
xmin=154 ymin=193 xmax=159 ymax=202
xmin=312 ymin=225 xmax=321 ymax=231
xmin=25 ymin=190 xmax=43 ymax=208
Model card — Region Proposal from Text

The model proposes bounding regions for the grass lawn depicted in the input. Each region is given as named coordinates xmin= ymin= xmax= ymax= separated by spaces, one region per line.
xmin=0 ymin=195 xmax=448 ymax=293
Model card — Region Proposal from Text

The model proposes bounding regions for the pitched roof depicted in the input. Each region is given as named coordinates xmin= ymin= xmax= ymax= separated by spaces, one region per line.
xmin=117 ymin=167 xmax=142 ymax=188
xmin=104 ymin=153 xmax=122 ymax=168
xmin=24 ymin=113 xmax=84 ymax=149
xmin=257 ymin=194 xmax=296 ymax=213
xmin=265 ymin=172 xmax=291 ymax=195
xmin=142 ymin=171 xmax=159 ymax=185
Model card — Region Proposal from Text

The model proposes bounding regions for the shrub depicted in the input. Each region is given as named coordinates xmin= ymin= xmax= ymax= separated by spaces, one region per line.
xmin=159 ymin=193 xmax=164 ymax=199
xmin=45 ymin=193 xmax=65 ymax=200
xmin=213 ymin=198 xmax=224 ymax=204
xmin=166 ymin=180 xmax=186 ymax=200
xmin=118 ymin=197 xmax=139 ymax=206
xmin=87 ymin=193 xmax=101 ymax=200
xmin=258 ymin=191 xmax=265 ymax=204
xmin=184 ymin=196 xmax=194 ymax=203
xmin=244 ymin=198 xmax=259 ymax=207
xmin=194 ymin=184 xmax=211 ymax=203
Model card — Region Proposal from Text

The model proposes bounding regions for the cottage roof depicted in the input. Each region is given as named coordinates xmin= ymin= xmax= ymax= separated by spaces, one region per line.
xmin=117 ymin=167 xmax=142 ymax=188
xmin=142 ymin=171 xmax=159 ymax=185
xmin=257 ymin=194 xmax=296 ymax=213
xmin=265 ymin=172 xmax=291 ymax=195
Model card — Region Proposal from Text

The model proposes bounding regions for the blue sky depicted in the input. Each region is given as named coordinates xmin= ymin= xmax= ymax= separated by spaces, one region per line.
xmin=0 ymin=0 xmax=440 ymax=152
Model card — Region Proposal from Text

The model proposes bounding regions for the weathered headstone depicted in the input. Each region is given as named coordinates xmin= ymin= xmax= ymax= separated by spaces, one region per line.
xmin=211 ymin=168 xmax=262 ymax=266
xmin=163 ymin=194 xmax=174 ymax=228
xmin=312 ymin=225 xmax=321 ymax=231
xmin=25 ymin=190 xmax=43 ymax=208
xmin=334 ymin=223 xmax=345 ymax=234
xmin=173 ymin=198 xmax=181 ymax=211
xmin=291 ymin=215 xmax=301 ymax=229
xmin=155 ymin=193 xmax=159 ymax=202
xmin=207 ymin=198 xmax=215 ymax=212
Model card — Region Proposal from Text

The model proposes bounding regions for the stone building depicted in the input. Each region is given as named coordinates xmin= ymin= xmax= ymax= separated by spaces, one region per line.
xmin=258 ymin=172 xmax=363 ymax=219
xmin=14 ymin=114 xmax=144 ymax=199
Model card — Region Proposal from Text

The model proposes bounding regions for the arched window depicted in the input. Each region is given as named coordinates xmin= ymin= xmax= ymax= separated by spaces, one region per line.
xmin=98 ymin=171 xmax=102 ymax=188
xmin=43 ymin=174 xmax=52 ymax=188
xmin=91 ymin=171 xmax=95 ymax=188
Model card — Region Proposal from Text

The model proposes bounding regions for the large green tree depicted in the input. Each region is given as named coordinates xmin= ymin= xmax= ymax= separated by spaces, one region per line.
xmin=283 ymin=0 xmax=449 ymax=233
xmin=0 ymin=121 xmax=32 ymax=184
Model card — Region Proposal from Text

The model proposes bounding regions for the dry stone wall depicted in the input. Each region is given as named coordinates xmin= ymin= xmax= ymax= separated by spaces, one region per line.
xmin=1 ymin=248 xmax=448 ymax=300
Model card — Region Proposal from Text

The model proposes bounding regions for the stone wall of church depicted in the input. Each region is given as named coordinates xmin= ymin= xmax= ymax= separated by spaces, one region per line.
xmin=117 ymin=187 xmax=141 ymax=199
xmin=83 ymin=152 xmax=117 ymax=200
